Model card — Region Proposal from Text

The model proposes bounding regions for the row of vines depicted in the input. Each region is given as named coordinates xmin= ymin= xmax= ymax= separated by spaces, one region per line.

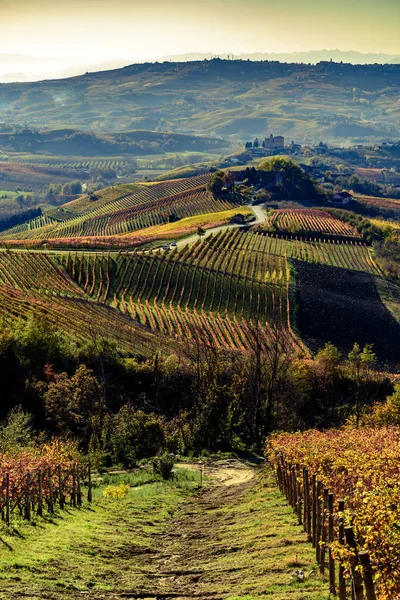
xmin=266 ymin=427 xmax=400 ymax=599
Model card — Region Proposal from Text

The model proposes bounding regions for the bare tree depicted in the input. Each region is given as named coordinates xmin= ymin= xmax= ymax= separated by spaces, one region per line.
xmin=244 ymin=323 xmax=293 ymax=446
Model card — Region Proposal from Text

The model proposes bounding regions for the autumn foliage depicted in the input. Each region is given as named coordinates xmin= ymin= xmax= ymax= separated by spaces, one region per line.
xmin=266 ymin=427 xmax=400 ymax=599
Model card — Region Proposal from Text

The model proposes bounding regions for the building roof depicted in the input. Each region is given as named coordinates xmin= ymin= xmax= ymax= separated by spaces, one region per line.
xmin=334 ymin=191 xmax=353 ymax=198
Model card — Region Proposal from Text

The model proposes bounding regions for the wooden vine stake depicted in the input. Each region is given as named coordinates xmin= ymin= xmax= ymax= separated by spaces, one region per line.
xmin=48 ymin=467 xmax=54 ymax=514
xmin=37 ymin=469 xmax=43 ymax=517
xmin=316 ymin=480 xmax=323 ymax=564
xmin=328 ymin=492 xmax=335 ymax=595
xmin=320 ymin=487 xmax=329 ymax=574
xmin=25 ymin=473 xmax=31 ymax=521
xmin=87 ymin=464 xmax=92 ymax=503
xmin=312 ymin=474 xmax=317 ymax=549
xmin=58 ymin=465 xmax=65 ymax=510
xmin=77 ymin=464 xmax=82 ymax=507
xmin=358 ymin=551 xmax=376 ymax=600
xmin=344 ymin=526 xmax=364 ymax=600
xmin=5 ymin=473 xmax=10 ymax=527
xmin=338 ymin=500 xmax=346 ymax=600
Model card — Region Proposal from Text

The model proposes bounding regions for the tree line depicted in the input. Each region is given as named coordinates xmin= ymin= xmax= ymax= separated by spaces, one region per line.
xmin=0 ymin=315 xmax=395 ymax=467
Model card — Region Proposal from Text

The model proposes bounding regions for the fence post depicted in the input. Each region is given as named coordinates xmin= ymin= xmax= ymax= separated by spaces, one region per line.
xmin=5 ymin=473 xmax=10 ymax=526
xmin=344 ymin=526 xmax=364 ymax=600
xmin=58 ymin=465 xmax=64 ymax=510
xmin=77 ymin=465 xmax=82 ymax=507
xmin=338 ymin=500 xmax=346 ymax=600
xmin=320 ymin=487 xmax=329 ymax=574
xmin=303 ymin=468 xmax=311 ymax=541
xmin=359 ymin=551 xmax=376 ymax=600
xmin=72 ymin=466 xmax=77 ymax=508
xmin=312 ymin=474 xmax=317 ymax=548
xmin=328 ymin=492 xmax=336 ymax=595
xmin=25 ymin=473 xmax=31 ymax=521
xmin=316 ymin=480 xmax=323 ymax=564
xmin=296 ymin=464 xmax=302 ymax=525
xmin=291 ymin=465 xmax=296 ymax=509
xmin=48 ymin=467 xmax=54 ymax=514
xmin=87 ymin=464 xmax=92 ymax=503
xmin=37 ymin=469 xmax=43 ymax=517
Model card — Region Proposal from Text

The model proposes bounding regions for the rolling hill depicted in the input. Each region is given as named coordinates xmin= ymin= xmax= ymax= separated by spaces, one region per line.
xmin=0 ymin=173 xmax=398 ymax=364
xmin=0 ymin=60 xmax=399 ymax=144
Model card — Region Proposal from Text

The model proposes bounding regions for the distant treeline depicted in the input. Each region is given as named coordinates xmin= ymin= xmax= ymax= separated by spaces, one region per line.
xmin=0 ymin=206 xmax=42 ymax=232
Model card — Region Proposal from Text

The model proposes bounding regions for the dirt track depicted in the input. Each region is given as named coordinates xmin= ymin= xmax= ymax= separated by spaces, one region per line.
xmin=128 ymin=458 xmax=260 ymax=600
xmin=177 ymin=458 xmax=257 ymax=487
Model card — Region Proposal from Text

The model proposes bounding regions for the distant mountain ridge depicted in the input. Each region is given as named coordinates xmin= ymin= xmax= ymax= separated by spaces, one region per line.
xmin=0 ymin=49 xmax=399 ymax=83
xmin=0 ymin=59 xmax=399 ymax=145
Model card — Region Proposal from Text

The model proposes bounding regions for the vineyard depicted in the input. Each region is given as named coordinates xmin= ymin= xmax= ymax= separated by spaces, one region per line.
xmin=268 ymin=209 xmax=362 ymax=240
xmin=60 ymin=229 xmax=299 ymax=352
xmin=0 ymin=174 xmax=227 ymax=241
xmin=266 ymin=427 xmax=400 ymax=599
xmin=248 ymin=231 xmax=380 ymax=275
xmin=0 ymin=161 xmax=90 ymax=193
xmin=355 ymin=195 xmax=400 ymax=219
xmin=8 ymin=157 xmax=135 ymax=171
xmin=0 ymin=252 xmax=169 ymax=356
xmin=0 ymin=441 xmax=91 ymax=526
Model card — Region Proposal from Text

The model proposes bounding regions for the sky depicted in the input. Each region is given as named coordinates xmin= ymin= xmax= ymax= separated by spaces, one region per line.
xmin=0 ymin=0 xmax=399 ymax=62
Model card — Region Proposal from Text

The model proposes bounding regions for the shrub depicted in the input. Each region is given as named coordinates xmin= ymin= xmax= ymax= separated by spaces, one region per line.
xmin=153 ymin=453 xmax=174 ymax=480
xmin=103 ymin=483 xmax=130 ymax=500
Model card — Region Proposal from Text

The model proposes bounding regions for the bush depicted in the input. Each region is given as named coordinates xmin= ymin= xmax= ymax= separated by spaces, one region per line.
xmin=103 ymin=483 xmax=130 ymax=500
xmin=153 ymin=453 xmax=174 ymax=480
xmin=111 ymin=407 xmax=166 ymax=467
xmin=0 ymin=406 xmax=33 ymax=453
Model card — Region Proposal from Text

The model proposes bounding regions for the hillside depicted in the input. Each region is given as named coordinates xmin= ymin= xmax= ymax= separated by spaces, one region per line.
xmin=1 ymin=60 xmax=400 ymax=144
xmin=0 ymin=192 xmax=399 ymax=363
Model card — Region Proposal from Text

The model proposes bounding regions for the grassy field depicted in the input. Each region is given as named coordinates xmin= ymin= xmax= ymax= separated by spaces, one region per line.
xmin=0 ymin=462 xmax=329 ymax=600
xmin=128 ymin=206 xmax=252 ymax=242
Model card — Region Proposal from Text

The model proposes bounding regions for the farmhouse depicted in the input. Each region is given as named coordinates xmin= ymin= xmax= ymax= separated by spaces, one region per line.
xmin=329 ymin=191 xmax=353 ymax=206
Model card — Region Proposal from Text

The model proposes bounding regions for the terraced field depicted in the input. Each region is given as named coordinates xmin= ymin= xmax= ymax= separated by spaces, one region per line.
xmin=0 ymin=202 xmax=396 ymax=361
xmin=0 ymin=252 xmax=169 ymax=356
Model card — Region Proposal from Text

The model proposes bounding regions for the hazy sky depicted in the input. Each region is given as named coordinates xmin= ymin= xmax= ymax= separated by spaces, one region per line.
xmin=1 ymin=0 xmax=399 ymax=60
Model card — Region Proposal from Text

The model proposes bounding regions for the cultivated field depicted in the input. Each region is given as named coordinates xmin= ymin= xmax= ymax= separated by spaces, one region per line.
xmin=268 ymin=209 xmax=362 ymax=239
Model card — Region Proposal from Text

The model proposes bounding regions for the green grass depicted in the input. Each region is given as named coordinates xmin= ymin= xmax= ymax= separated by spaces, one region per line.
xmin=189 ymin=470 xmax=330 ymax=599
xmin=0 ymin=468 xmax=201 ymax=598
xmin=0 ymin=465 xmax=330 ymax=599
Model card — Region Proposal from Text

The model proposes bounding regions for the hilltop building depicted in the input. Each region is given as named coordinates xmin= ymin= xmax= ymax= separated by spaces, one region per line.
xmin=263 ymin=134 xmax=285 ymax=149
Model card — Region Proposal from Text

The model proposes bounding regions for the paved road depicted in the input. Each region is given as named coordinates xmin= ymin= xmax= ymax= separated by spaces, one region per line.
xmin=174 ymin=204 xmax=267 ymax=248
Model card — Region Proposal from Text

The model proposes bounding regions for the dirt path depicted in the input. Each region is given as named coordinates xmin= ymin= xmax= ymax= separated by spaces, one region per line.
xmin=128 ymin=459 xmax=260 ymax=600
xmin=97 ymin=458 xmax=328 ymax=600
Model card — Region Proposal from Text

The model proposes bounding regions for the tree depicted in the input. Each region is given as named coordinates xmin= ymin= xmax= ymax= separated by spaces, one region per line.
xmin=0 ymin=406 xmax=33 ymax=453
xmin=253 ymin=137 xmax=259 ymax=148
xmin=207 ymin=170 xmax=225 ymax=194
xmin=315 ymin=342 xmax=342 ymax=379
xmin=111 ymin=406 xmax=165 ymax=466
xmin=244 ymin=325 xmax=293 ymax=446
xmin=41 ymin=364 xmax=104 ymax=450
xmin=197 ymin=226 xmax=205 ymax=238
xmin=347 ymin=342 xmax=377 ymax=427
xmin=184 ymin=327 xmax=243 ymax=452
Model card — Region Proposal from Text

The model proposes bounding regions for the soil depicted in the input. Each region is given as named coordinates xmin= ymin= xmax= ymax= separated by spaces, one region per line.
xmin=293 ymin=259 xmax=400 ymax=365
